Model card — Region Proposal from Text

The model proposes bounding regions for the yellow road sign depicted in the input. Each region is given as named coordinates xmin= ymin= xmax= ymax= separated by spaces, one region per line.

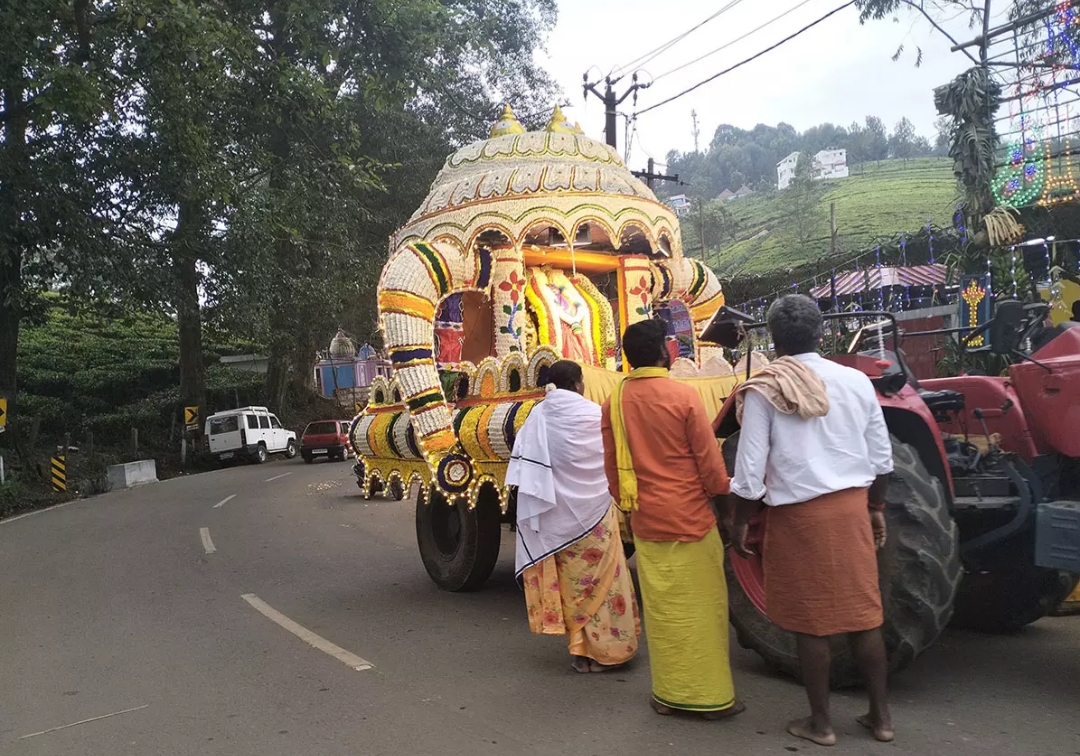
xmin=184 ymin=406 xmax=199 ymax=425
xmin=354 ymin=402 xmax=363 ymax=416
xmin=51 ymin=454 xmax=66 ymax=492
xmin=0 ymin=396 xmax=6 ymax=427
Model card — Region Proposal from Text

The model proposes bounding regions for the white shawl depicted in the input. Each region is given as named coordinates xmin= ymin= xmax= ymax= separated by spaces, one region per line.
xmin=506 ymin=388 xmax=613 ymax=576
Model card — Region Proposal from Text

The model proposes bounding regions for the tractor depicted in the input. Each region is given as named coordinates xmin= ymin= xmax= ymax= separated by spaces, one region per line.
xmin=706 ymin=301 xmax=1080 ymax=686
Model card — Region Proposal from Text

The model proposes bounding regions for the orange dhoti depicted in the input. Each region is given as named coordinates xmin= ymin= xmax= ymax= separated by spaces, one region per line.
xmin=763 ymin=487 xmax=884 ymax=637
xmin=522 ymin=505 xmax=641 ymax=664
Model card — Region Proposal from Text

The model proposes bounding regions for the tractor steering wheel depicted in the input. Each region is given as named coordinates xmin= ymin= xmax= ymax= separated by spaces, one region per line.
xmin=1017 ymin=303 xmax=1051 ymax=352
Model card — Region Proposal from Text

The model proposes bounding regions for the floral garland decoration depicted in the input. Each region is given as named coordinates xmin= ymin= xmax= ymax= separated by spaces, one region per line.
xmin=491 ymin=248 xmax=525 ymax=357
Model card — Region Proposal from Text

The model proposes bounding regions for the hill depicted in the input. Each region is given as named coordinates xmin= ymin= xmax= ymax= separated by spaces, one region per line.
xmin=709 ymin=158 xmax=959 ymax=278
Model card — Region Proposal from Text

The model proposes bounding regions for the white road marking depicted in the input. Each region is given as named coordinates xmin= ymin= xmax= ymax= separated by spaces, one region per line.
xmin=200 ymin=527 xmax=216 ymax=554
xmin=264 ymin=472 xmax=292 ymax=482
xmin=212 ymin=494 xmax=236 ymax=509
xmin=241 ymin=593 xmax=373 ymax=671
xmin=19 ymin=704 xmax=148 ymax=740
xmin=0 ymin=500 xmax=78 ymax=526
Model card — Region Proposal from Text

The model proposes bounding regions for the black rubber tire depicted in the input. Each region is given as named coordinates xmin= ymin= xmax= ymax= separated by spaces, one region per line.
xmin=951 ymin=539 xmax=1079 ymax=632
xmin=302 ymin=452 xmax=313 ymax=464
xmin=284 ymin=439 xmax=298 ymax=459
xmin=388 ymin=480 xmax=406 ymax=501
xmin=416 ymin=485 xmax=502 ymax=592
xmin=255 ymin=443 xmax=268 ymax=464
xmin=725 ymin=434 xmax=962 ymax=687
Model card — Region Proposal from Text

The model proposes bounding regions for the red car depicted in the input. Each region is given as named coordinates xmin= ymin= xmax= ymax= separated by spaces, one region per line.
xmin=300 ymin=420 xmax=352 ymax=463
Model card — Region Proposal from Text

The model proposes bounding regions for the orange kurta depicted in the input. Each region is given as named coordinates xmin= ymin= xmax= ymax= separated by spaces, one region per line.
xmin=600 ymin=376 xmax=730 ymax=542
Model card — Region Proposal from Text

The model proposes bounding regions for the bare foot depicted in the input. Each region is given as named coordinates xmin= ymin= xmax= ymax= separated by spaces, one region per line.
xmin=588 ymin=660 xmax=624 ymax=673
xmin=857 ymin=713 xmax=895 ymax=743
xmin=787 ymin=717 xmax=837 ymax=747
xmin=699 ymin=700 xmax=747 ymax=721
xmin=650 ymin=698 xmax=674 ymax=716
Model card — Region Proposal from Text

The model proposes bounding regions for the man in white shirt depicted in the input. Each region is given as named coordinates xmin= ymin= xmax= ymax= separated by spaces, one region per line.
xmin=730 ymin=295 xmax=894 ymax=747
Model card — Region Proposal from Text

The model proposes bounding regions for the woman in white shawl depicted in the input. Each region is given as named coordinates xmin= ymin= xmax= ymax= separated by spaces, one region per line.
xmin=507 ymin=360 xmax=640 ymax=673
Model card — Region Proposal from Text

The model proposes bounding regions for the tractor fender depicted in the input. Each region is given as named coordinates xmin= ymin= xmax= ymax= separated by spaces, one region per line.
xmin=880 ymin=385 xmax=954 ymax=505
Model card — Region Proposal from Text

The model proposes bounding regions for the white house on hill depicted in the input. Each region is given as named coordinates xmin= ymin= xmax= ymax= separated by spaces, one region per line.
xmin=667 ymin=194 xmax=691 ymax=216
xmin=814 ymin=148 xmax=849 ymax=181
xmin=777 ymin=152 xmax=800 ymax=190
xmin=777 ymin=149 xmax=850 ymax=189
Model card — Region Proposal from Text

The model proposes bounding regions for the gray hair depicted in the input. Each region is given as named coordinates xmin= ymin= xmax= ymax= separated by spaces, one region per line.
xmin=766 ymin=294 xmax=824 ymax=356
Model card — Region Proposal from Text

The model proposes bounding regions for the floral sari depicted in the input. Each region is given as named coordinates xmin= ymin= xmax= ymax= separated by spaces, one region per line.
xmin=521 ymin=504 xmax=640 ymax=665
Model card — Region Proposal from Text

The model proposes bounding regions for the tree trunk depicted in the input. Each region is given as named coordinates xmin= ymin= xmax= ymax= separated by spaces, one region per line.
xmin=0 ymin=82 xmax=30 ymax=415
xmin=174 ymin=199 xmax=207 ymax=423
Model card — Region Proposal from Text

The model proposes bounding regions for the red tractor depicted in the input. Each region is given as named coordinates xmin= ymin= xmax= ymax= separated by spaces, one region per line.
xmin=707 ymin=301 xmax=1080 ymax=686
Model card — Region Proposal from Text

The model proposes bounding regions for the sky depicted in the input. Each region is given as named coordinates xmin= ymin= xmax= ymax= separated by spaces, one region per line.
xmin=538 ymin=0 xmax=1004 ymax=167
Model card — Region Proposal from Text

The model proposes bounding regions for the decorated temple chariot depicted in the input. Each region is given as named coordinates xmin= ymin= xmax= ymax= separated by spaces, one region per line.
xmin=351 ymin=105 xmax=747 ymax=590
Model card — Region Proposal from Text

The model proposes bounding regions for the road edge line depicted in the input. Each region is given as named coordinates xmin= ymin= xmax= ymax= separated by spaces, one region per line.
xmin=240 ymin=593 xmax=373 ymax=671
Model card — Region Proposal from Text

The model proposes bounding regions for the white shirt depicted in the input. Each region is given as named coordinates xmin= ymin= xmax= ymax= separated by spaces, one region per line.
xmin=730 ymin=352 xmax=894 ymax=506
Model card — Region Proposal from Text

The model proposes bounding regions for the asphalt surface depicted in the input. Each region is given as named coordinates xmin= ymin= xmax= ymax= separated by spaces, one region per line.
xmin=1 ymin=457 xmax=1079 ymax=756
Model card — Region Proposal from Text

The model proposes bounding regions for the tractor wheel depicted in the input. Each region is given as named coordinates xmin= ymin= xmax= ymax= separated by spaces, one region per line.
xmin=950 ymin=538 xmax=1079 ymax=632
xmin=724 ymin=433 xmax=962 ymax=687
xmin=416 ymin=485 xmax=502 ymax=592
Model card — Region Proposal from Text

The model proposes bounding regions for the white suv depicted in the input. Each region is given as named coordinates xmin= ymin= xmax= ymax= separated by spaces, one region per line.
xmin=205 ymin=406 xmax=298 ymax=464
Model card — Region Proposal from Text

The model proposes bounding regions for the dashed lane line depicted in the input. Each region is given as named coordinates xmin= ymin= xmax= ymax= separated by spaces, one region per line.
xmin=19 ymin=704 xmax=149 ymax=740
xmin=241 ymin=593 xmax=374 ymax=672
xmin=264 ymin=472 xmax=292 ymax=482
xmin=199 ymin=527 xmax=216 ymax=554
xmin=212 ymin=494 xmax=236 ymax=509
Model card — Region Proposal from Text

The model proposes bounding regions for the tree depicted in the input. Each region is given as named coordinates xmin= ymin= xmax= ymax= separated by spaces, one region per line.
xmin=788 ymin=152 xmax=822 ymax=253
xmin=890 ymin=116 xmax=918 ymax=160
xmin=847 ymin=120 xmax=868 ymax=165
xmin=864 ymin=116 xmax=890 ymax=161
xmin=685 ymin=197 xmax=741 ymax=263
xmin=108 ymin=0 xmax=253 ymax=423
xmin=933 ymin=116 xmax=952 ymax=156
xmin=214 ymin=0 xmax=558 ymax=410
xmin=0 ymin=0 xmax=127 ymax=420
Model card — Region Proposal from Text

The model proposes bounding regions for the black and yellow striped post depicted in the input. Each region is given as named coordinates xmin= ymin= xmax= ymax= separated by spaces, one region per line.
xmin=50 ymin=454 xmax=67 ymax=493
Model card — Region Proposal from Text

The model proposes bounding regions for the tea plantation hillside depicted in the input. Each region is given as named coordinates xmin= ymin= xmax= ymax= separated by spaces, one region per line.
xmin=712 ymin=158 xmax=959 ymax=277
xmin=13 ymin=295 xmax=265 ymax=446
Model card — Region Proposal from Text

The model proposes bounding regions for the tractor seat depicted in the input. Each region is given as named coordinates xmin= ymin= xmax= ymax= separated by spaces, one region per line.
xmin=917 ymin=389 xmax=966 ymax=418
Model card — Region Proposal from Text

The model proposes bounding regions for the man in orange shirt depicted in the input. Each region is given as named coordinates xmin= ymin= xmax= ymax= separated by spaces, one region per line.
xmin=601 ymin=319 xmax=744 ymax=720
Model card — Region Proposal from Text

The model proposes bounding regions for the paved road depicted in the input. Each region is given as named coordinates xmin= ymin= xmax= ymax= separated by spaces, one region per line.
xmin=1 ymin=458 xmax=1079 ymax=755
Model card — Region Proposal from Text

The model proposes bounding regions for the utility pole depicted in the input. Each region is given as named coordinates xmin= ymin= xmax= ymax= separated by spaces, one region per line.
xmin=631 ymin=157 xmax=680 ymax=189
xmin=691 ymin=110 xmax=700 ymax=153
xmin=698 ymin=198 xmax=707 ymax=264
xmin=582 ymin=72 xmax=650 ymax=150
xmin=829 ymin=201 xmax=837 ymax=257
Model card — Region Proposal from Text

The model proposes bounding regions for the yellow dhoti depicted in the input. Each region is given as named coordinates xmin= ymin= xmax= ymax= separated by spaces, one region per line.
xmin=634 ymin=527 xmax=736 ymax=712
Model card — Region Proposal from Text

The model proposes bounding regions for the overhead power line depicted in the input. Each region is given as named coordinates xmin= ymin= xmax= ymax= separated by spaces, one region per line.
xmin=612 ymin=0 xmax=748 ymax=80
xmin=653 ymin=0 xmax=819 ymax=82
xmin=636 ymin=0 xmax=856 ymax=116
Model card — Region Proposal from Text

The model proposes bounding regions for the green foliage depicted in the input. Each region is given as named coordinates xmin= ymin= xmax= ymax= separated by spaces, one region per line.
xmin=934 ymin=66 xmax=1002 ymax=219
xmin=13 ymin=295 xmax=263 ymax=444
xmin=712 ymin=158 xmax=959 ymax=278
